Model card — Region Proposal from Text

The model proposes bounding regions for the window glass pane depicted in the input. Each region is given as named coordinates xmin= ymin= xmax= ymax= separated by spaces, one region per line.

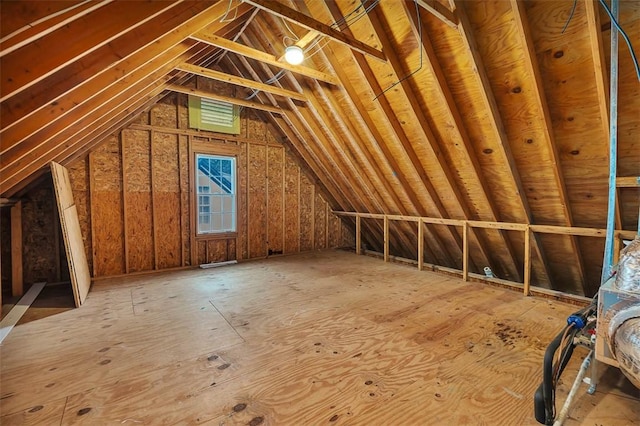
xmin=195 ymin=154 xmax=236 ymax=234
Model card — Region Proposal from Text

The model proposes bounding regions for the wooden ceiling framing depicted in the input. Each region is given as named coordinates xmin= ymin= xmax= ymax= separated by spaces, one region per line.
xmin=1 ymin=0 xmax=638 ymax=296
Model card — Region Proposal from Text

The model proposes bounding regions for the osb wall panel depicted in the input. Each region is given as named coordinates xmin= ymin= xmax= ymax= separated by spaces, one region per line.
xmin=68 ymin=159 xmax=93 ymax=274
xmin=299 ymin=173 xmax=314 ymax=252
xmin=236 ymin=142 xmax=249 ymax=260
xmin=247 ymin=110 xmax=266 ymax=141
xmin=150 ymin=95 xmax=177 ymax=129
xmin=123 ymin=129 xmax=153 ymax=272
xmin=284 ymin=155 xmax=300 ymax=254
xmin=90 ymin=136 xmax=125 ymax=276
xmin=327 ymin=211 xmax=341 ymax=249
xmin=207 ymin=239 xmax=228 ymax=264
xmin=179 ymin=135 xmax=191 ymax=265
xmin=197 ymin=240 xmax=206 ymax=265
xmin=153 ymin=132 xmax=181 ymax=269
xmin=314 ymin=191 xmax=327 ymax=250
xmin=57 ymin=92 xmax=346 ymax=279
xmin=248 ymin=143 xmax=267 ymax=258
xmin=267 ymin=146 xmax=284 ymax=254
xmin=342 ymin=222 xmax=355 ymax=248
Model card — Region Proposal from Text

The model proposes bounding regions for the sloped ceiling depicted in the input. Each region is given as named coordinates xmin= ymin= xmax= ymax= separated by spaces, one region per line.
xmin=1 ymin=0 xmax=638 ymax=296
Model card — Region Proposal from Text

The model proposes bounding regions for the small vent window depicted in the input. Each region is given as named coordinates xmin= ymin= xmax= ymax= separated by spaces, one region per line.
xmin=189 ymin=95 xmax=240 ymax=134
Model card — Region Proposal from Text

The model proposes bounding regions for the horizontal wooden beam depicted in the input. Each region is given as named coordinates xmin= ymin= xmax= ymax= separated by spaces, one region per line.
xmin=333 ymin=211 xmax=637 ymax=238
xmin=415 ymin=0 xmax=458 ymax=28
xmin=242 ymin=0 xmax=385 ymax=61
xmin=166 ymin=84 xmax=284 ymax=114
xmin=190 ymin=32 xmax=340 ymax=85
xmin=467 ymin=220 xmax=528 ymax=231
xmin=176 ymin=62 xmax=306 ymax=101
xmin=616 ymin=176 xmax=640 ymax=187
xmin=0 ymin=197 xmax=19 ymax=207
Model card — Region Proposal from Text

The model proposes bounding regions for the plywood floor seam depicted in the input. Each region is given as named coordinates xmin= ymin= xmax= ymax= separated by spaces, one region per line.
xmin=1 ymin=251 xmax=638 ymax=425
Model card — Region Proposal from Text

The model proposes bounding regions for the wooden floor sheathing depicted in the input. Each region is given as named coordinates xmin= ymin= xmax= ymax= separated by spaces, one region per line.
xmin=1 ymin=250 xmax=638 ymax=425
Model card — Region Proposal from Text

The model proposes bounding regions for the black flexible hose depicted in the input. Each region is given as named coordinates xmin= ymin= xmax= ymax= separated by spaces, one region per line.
xmin=534 ymin=301 xmax=596 ymax=424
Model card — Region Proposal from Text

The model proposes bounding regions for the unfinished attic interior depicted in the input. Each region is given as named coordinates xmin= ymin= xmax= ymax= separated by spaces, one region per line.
xmin=1 ymin=0 xmax=639 ymax=423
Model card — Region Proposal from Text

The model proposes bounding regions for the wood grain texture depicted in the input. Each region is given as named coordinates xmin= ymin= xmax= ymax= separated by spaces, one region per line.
xmin=299 ymin=173 xmax=314 ymax=252
xmin=248 ymin=143 xmax=267 ymax=259
xmin=51 ymin=162 xmax=91 ymax=306
xmin=284 ymin=155 xmax=300 ymax=254
xmin=267 ymin=146 xmax=284 ymax=253
xmin=1 ymin=251 xmax=636 ymax=424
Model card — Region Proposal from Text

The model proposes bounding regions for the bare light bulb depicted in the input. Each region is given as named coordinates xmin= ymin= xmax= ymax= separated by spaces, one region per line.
xmin=284 ymin=45 xmax=304 ymax=65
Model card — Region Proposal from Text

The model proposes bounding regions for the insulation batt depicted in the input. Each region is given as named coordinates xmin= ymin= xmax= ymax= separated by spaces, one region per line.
xmin=615 ymin=236 xmax=640 ymax=293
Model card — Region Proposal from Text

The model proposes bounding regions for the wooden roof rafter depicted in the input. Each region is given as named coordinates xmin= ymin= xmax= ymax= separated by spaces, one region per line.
xmin=175 ymin=62 xmax=307 ymax=101
xmin=415 ymin=0 xmax=458 ymax=28
xmin=0 ymin=0 xmax=184 ymax=102
xmin=403 ymin=0 xmax=523 ymax=282
xmin=319 ymin=0 xmax=467 ymax=269
xmin=236 ymin=53 xmax=398 ymax=253
xmin=243 ymin=21 xmax=421 ymax=258
xmin=287 ymin=5 xmax=455 ymax=266
xmin=220 ymin=54 xmax=358 ymax=211
xmin=584 ymin=0 xmax=623 ymax=231
xmin=452 ymin=0 xmax=555 ymax=287
xmin=210 ymin=7 xmax=260 ymax=66
xmin=1 ymin=1 xmax=253 ymax=196
xmin=366 ymin=6 xmax=503 ymax=275
xmin=0 ymin=0 xmax=115 ymax=57
xmin=64 ymin=44 xmax=223 ymax=169
xmin=224 ymin=51 xmax=389 ymax=249
xmin=510 ymin=0 xmax=588 ymax=293
xmin=242 ymin=0 xmax=386 ymax=62
xmin=1 ymin=1 xmax=253 ymax=152
xmin=1 ymin=43 xmax=208 ymax=196
xmin=189 ymin=32 xmax=340 ymax=85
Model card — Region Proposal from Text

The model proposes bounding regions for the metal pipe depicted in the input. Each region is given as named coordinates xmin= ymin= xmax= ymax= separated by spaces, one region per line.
xmin=601 ymin=0 xmax=619 ymax=284
xmin=553 ymin=350 xmax=594 ymax=426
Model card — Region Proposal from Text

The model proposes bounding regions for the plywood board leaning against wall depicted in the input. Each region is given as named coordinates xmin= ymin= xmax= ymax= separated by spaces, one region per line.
xmin=50 ymin=162 xmax=91 ymax=307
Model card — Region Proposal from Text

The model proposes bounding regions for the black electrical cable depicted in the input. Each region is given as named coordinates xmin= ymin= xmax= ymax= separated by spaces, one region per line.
xmin=562 ymin=0 xmax=578 ymax=33
xmin=374 ymin=0 xmax=423 ymax=101
xmin=598 ymin=0 xmax=640 ymax=81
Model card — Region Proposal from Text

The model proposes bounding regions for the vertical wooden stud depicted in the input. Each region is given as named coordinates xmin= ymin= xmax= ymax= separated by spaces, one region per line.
xmin=281 ymin=148 xmax=286 ymax=253
xmin=418 ymin=218 xmax=424 ymax=271
xmin=325 ymin=202 xmax=329 ymax=249
xmin=188 ymin=135 xmax=197 ymax=267
xmin=246 ymin=142 xmax=251 ymax=259
xmin=463 ymin=222 xmax=469 ymax=281
xmin=355 ymin=215 xmax=361 ymax=255
xmin=384 ymin=215 xmax=389 ymax=262
xmin=265 ymin=143 xmax=270 ymax=254
xmin=613 ymin=231 xmax=622 ymax=264
xmin=524 ymin=226 xmax=531 ymax=296
xmin=310 ymin=184 xmax=315 ymax=250
xmin=11 ymin=201 xmax=23 ymax=297
xmin=297 ymin=165 xmax=301 ymax=253
xmin=150 ymin=130 xmax=158 ymax=270
xmin=121 ymin=132 xmax=130 ymax=273
xmin=88 ymin=152 xmax=97 ymax=277
xmin=178 ymin=136 xmax=185 ymax=267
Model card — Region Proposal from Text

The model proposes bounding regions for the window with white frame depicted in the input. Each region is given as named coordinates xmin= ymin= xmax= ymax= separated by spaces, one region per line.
xmin=196 ymin=154 xmax=236 ymax=234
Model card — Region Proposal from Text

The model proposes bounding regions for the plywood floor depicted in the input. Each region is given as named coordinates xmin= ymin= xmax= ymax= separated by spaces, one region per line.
xmin=1 ymin=250 xmax=638 ymax=425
